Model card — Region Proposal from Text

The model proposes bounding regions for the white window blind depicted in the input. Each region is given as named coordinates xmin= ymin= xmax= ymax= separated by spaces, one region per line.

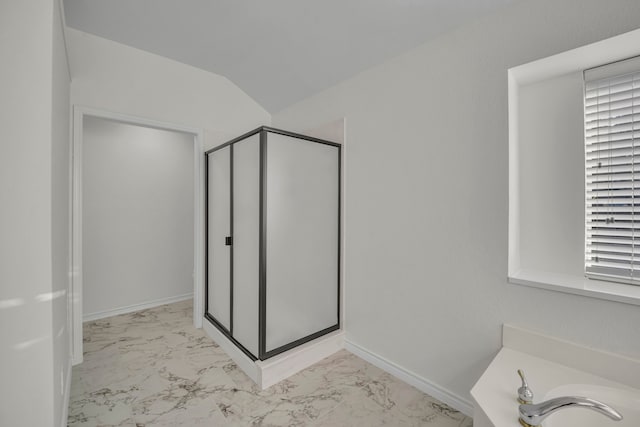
xmin=585 ymin=56 xmax=640 ymax=285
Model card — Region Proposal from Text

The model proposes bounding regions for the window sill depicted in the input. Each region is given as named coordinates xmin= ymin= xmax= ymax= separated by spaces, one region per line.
xmin=508 ymin=269 xmax=640 ymax=306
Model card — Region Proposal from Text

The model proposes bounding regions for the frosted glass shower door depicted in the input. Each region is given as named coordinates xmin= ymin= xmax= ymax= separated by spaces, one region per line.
xmin=232 ymin=135 xmax=260 ymax=357
xmin=205 ymin=126 xmax=340 ymax=361
xmin=265 ymin=133 xmax=340 ymax=354
xmin=206 ymin=146 xmax=231 ymax=331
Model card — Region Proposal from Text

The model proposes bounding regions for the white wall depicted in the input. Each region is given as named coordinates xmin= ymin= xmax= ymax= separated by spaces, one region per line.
xmin=51 ymin=1 xmax=71 ymax=425
xmin=519 ymin=71 xmax=584 ymax=276
xmin=82 ymin=117 xmax=194 ymax=316
xmin=66 ymin=28 xmax=271 ymax=150
xmin=274 ymin=0 xmax=640 ymax=405
xmin=0 ymin=1 xmax=70 ymax=426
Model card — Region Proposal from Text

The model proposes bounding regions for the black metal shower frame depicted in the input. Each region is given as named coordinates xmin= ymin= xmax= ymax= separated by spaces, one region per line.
xmin=204 ymin=126 xmax=341 ymax=361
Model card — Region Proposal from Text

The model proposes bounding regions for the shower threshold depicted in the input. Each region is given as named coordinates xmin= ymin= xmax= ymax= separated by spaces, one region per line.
xmin=203 ymin=320 xmax=345 ymax=389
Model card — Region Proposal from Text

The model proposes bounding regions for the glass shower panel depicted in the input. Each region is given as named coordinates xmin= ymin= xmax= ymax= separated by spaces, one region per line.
xmin=207 ymin=147 xmax=231 ymax=331
xmin=265 ymin=133 xmax=339 ymax=353
xmin=232 ymin=135 xmax=260 ymax=357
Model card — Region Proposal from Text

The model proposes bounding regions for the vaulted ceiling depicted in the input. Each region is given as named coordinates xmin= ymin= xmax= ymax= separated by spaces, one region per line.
xmin=64 ymin=0 xmax=521 ymax=113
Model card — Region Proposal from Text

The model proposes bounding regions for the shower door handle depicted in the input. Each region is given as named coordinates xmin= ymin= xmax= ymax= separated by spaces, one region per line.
xmin=225 ymin=236 xmax=232 ymax=246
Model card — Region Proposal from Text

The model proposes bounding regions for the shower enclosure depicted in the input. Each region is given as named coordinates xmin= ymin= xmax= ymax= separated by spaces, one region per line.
xmin=205 ymin=126 xmax=340 ymax=361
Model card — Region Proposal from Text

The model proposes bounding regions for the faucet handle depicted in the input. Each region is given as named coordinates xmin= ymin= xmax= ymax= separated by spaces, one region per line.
xmin=517 ymin=369 xmax=534 ymax=404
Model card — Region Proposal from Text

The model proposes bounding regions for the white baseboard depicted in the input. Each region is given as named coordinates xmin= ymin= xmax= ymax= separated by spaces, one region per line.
xmin=83 ymin=293 xmax=193 ymax=322
xmin=60 ymin=357 xmax=72 ymax=427
xmin=344 ymin=339 xmax=473 ymax=417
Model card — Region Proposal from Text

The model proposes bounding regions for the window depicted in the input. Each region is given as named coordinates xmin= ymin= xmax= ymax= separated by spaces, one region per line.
xmin=585 ymin=56 xmax=640 ymax=285
xmin=508 ymin=28 xmax=640 ymax=305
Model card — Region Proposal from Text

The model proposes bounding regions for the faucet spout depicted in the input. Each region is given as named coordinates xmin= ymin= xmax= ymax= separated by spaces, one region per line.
xmin=518 ymin=396 xmax=623 ymax=427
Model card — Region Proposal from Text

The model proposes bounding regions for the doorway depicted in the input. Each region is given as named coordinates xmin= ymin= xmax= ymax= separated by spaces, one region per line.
xmin=71 ymin=107 xmax=204 ymax=364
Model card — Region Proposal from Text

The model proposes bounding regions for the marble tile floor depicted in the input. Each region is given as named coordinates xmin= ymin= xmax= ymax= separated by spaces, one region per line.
xmin=69 ymin=300 xmax=473 ymax=426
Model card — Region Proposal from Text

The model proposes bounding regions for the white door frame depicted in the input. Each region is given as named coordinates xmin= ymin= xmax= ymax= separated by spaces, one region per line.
xmin=71 ymin=105 xmax=204 ymax=365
